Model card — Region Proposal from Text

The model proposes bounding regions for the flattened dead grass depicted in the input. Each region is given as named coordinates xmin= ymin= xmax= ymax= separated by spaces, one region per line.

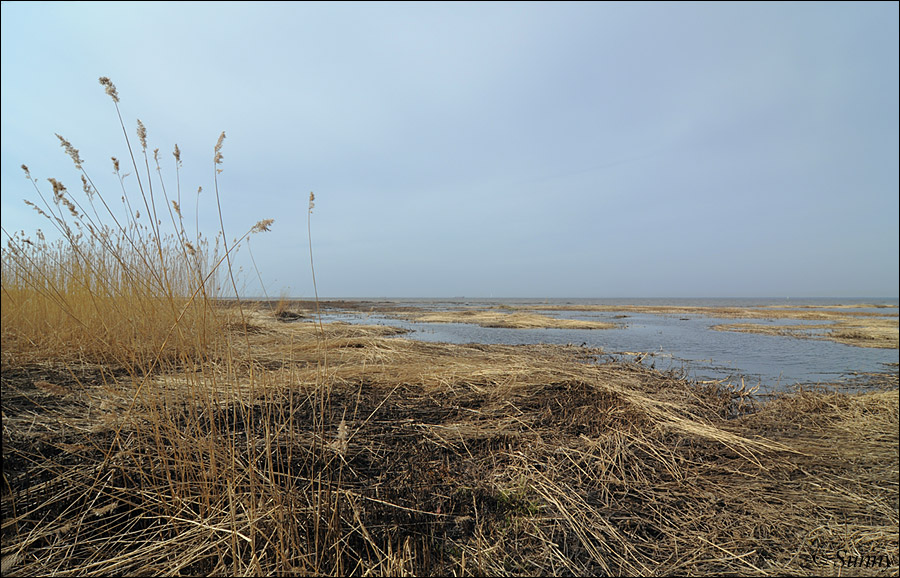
xmin=518 ymin=303 xmax=898 ymax=321
xmin=398 ymin=309 xmax=616 ymax=330
xmin=2 ymin=304 xmax=896 ymax=576
xmin=712 ymin=317 xmax=898 ymax=349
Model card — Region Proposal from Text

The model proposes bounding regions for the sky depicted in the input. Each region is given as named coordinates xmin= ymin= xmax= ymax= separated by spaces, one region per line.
xmin=2 ymin=1 xmax=898 ymax=299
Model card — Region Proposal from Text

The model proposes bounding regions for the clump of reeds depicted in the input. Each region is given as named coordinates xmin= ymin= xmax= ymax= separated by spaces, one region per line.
xmin=1 ymin=76 xmax=368 ymax=577
xmin=0 ymin=77 xmax=290 ymax=575
xmin=272 ymin=291 xmax=304 ymax=321
xmin=1 ymin=78 xmax=274 ymax=371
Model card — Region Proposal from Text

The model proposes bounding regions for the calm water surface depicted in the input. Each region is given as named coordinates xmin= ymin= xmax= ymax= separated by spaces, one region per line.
xmin=317 ymin=298 xmax=898 ymax=393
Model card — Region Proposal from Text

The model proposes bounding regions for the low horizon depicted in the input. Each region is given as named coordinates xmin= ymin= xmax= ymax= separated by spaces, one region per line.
xmin=240 ymin=295 xmax=900 ymax=302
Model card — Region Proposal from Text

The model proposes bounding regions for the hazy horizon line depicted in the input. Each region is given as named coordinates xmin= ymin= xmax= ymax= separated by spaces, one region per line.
xmin=229 ymin=296 xmax=900 ymax=302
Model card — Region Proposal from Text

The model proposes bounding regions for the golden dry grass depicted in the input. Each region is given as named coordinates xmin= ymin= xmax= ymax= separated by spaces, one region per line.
xmin=710 ymin=316 xmax=898 ymax=349
xmin=517 ymin=303 xmax=897 ymax=319
xmin=397 ymin=309 xmax=616 ymax=330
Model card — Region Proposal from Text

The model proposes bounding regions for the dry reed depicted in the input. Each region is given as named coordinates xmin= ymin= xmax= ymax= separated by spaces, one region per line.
xmin=713 ymin=318 xmax=898 ymax=349
xmin=399 ymin=310 xmax=616 ymax=330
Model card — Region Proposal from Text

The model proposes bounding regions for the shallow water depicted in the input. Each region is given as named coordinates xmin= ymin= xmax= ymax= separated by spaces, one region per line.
xmin=316 ymin=298 xmax=898 ymax=393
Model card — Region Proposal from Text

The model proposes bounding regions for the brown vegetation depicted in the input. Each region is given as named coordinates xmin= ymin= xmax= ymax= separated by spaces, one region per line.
xmin=518 ymin=303 xmax=898 ymax=319
xmin=3 ymin=311 xmax=898 ymax=576
xmin=398 ymin=309 xmax=616 ymax=330
xmin=712 ymin=317 xmax=899 ymax=349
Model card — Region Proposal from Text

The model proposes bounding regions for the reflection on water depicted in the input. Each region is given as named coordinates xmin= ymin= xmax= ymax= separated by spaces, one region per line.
xmin=314 ymin=298 xmax=898 ymax=393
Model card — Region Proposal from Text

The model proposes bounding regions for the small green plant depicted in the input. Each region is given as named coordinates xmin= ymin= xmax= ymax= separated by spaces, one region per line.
xmin=497 ymin=477 xmax=541 ymax=518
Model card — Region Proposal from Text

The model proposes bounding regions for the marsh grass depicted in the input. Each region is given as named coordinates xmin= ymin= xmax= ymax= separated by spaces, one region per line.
xmin=273 ymin=291 xmax=304 ymax=321
xmin=711 ymin=317 xmax=898 ymax=349
xmin=400 ymin=310 xmax=617 ymax=330
xmin=1 ymin=79 xmax=897 ymax=577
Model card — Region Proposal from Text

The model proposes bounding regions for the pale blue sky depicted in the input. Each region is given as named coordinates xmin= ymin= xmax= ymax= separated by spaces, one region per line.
xmin=2 ymin=1 xmax=898 ymax=298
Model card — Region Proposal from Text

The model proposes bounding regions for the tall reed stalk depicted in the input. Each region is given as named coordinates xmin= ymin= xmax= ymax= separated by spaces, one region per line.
xmin=306 ymin=190 xmax=349 ymax=574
